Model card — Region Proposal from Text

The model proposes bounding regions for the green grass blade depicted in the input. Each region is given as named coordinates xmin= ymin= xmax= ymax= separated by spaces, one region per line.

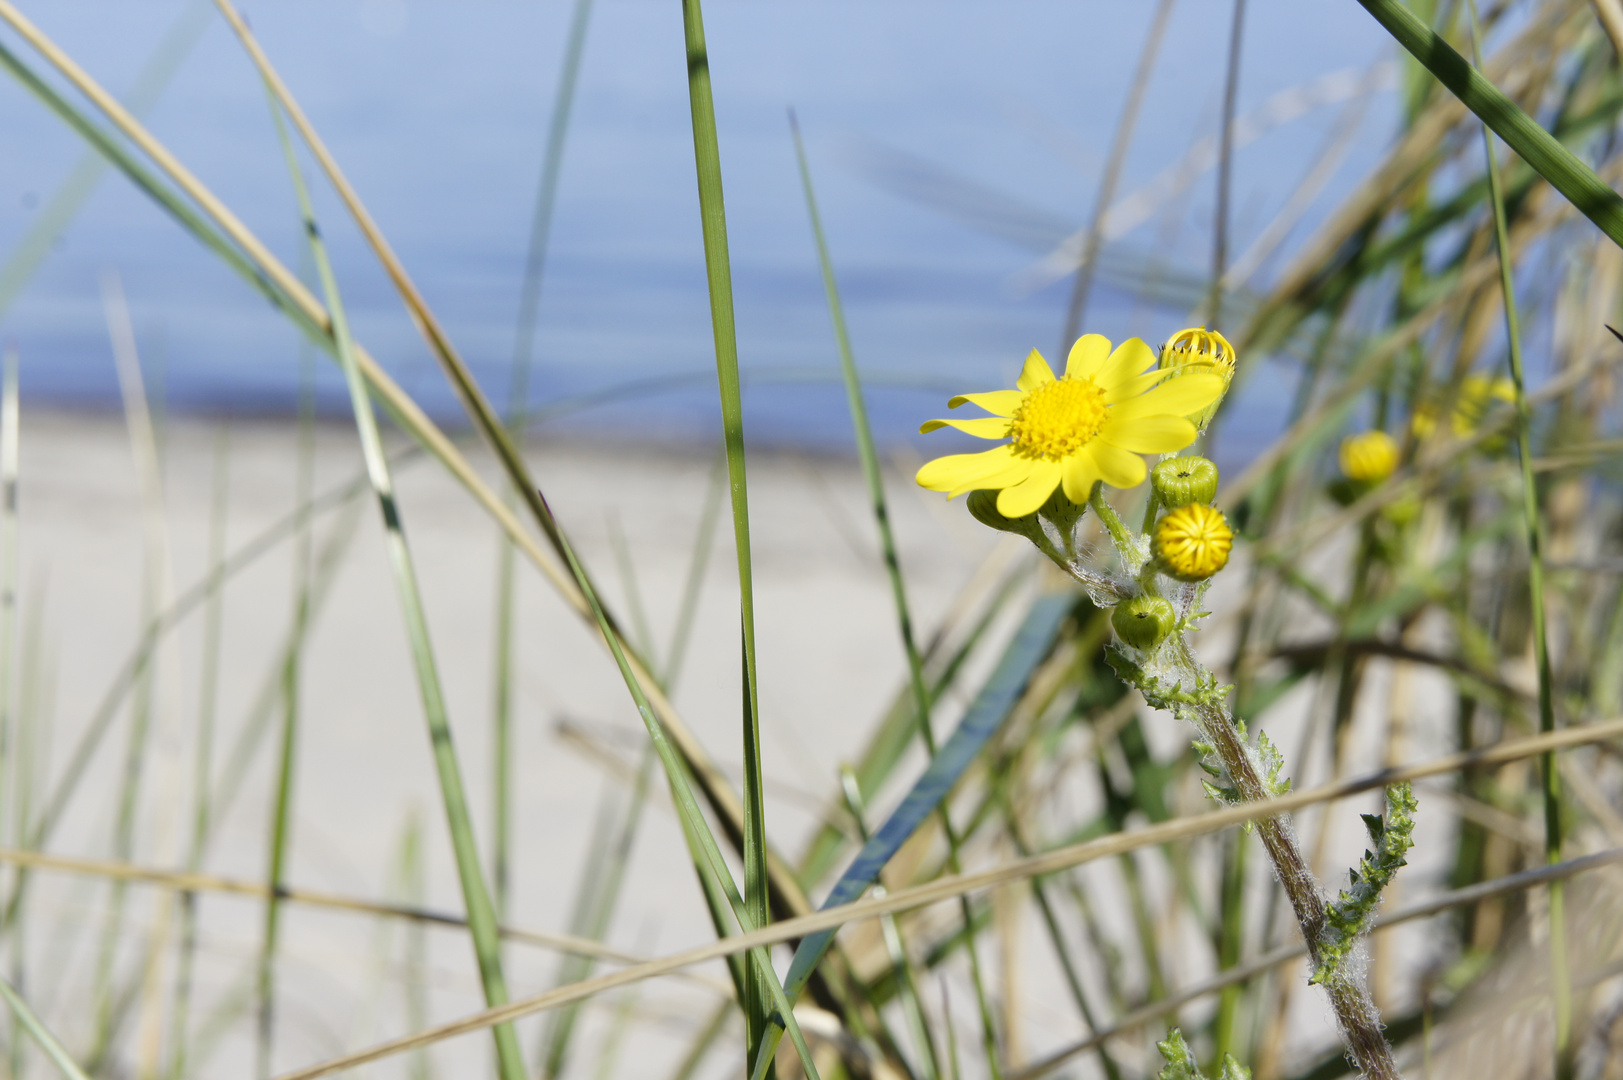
xmin=840 ymin=767 xmax=941 ymax=1080
xmin=1464 ymin=1 xmax=1568 ymax=1064
xmin=1355 ymin=0 xmax=1623 ymax=248
xmin=87 ymin=271 xmax=173 ymax=1073
xmin=0 ymin=346 xmax=17 ymax=851
xmin=265 ymin=96 xmax=526 ymax=1080
xmin=0 ymin=976 xmax=91 ymax=1080
xmin=254 ymin=337 xmax=318 ymax=1078
xmin=790 ymin=112 xmax=1004 ymax=1073
xmin=663 ymin=451 xmax=726 ymax=690
xmin=0 ymin=0 xmax=209 ymax=319
xmin=492 ymin=0 xmax=593 ymax=923
xmin=537 ymin=749 xmax=655 ymax=1078
xmin=167 ymin=424 xmax=230 ymax=1080
xmin=678 ymin=2 xmax=771 ymax=1069
xmin=754 ymin=593 xmax=1073 ymax=1071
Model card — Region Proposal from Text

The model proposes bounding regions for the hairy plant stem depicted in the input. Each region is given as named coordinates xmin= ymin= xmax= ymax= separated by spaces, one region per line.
xmin=1060 ymin=506 xmax=1402 ymax=1078
xmin=1185 ymin=654 xmax=1398 ymax=1078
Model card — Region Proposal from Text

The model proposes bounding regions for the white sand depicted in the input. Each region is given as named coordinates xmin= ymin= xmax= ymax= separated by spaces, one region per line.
xmin=7 ymin=409 xmax=1470 ymax=1079
xmin=14 ymin=409 xmax=1013 ymax=1078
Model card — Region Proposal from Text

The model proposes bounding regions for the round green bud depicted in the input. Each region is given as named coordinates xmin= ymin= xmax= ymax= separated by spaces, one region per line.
xmin=1151 ymin=456 xmax=1219 ymax=508
xmin=1112 ymin=595 xmax=1178 ymax=650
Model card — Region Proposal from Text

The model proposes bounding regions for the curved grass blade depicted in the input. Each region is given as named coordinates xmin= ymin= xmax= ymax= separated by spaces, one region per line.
xmin=1354 ymin=0 xmax=1623 ymax=248
xmin=264 ymin=95 xmax=526 ymax=1080
xmin=0 ymin=21 xmax=819 ymax=937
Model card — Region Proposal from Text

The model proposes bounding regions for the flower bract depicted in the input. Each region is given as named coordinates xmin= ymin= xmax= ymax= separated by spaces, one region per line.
xmin=1161 ymin=327 xmax=1236 ymax=430
xmin=915 ymin=335 xmax=1225 ymax=518
xmin=1155 ymin=503 xmax=1233 ymax=581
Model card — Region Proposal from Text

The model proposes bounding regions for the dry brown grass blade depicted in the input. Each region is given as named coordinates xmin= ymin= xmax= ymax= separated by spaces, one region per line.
xmin=270 ymin=718 xmax=1623 ymax=1080
xmin=0 ymin=845 xmax=652 ymax=966
xmin=0 ymin=0 xmax=816 ymax=923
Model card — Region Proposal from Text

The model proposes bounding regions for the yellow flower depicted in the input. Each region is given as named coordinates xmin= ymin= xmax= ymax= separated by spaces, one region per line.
xmin=1154 ymin=503 xmax=1232 ymax=581
xmin=1411 ymin=375 xmax=1515 ymax=439
xmin=1161 ymin=327 xmax=1236 ymax=429
xmin=915 ymin=335 xmax=1226 ymax=518
xmin=1339 ymin=430 xmax=1398 ymax=483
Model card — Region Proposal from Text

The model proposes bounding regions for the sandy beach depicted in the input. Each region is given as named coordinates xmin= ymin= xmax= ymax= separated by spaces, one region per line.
xmin=3 ymin=406 xmax=1504 ymax=1080
xmin=14 ymin=408 xmax=1024 ymax=1076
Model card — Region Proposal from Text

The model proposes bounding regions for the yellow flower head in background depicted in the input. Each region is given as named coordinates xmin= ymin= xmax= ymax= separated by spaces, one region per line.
xmin=916 ymin=335 xmax=1225 ymax=518
xmin=1161 ymin=327 xmax=1236 ymax=430
xmin=1411 ymin=374 xmax=1515 ymax=439
xmin=1154 ymin=503 xmax=1233 ymax=581
xmin=1339 ymin=429 xmax=1399 ymax=483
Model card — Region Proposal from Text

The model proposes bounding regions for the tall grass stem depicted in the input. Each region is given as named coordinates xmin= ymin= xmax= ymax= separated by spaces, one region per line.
xmin=1465 ymin=1 xmax=1569 ymax=1064
xmin=264 ymin=97 xmax=527 ymax=1080
xmin=679 ymin=3 xmax=772 ymax=1070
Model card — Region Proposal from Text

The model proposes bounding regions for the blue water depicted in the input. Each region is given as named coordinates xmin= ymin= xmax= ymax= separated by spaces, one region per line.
xmin=0 ymin=0 xmax=1401 ymax=466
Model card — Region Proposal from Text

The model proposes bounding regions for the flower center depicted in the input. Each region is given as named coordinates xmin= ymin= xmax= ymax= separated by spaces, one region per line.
xmin=1009 ymin=377 xmax=1107 ymax=461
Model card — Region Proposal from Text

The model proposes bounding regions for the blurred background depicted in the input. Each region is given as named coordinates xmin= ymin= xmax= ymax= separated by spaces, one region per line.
xmin=3 ymin=0 xmax=1399 ymax=461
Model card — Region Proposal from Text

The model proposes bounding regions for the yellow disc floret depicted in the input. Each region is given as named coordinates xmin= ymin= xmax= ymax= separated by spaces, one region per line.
xmin=1008 ymin=376 xmax=1108 ymax=461
xmin=1155 ymin=503 xmax=1233 ymax=581
xmin=1339 ymin=430 xmax=1398 ymax=483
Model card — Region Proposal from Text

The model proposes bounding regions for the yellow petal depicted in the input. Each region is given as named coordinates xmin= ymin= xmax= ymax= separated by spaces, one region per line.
xmin=1093 ymin=337 xmax=1156 ymax=391
xmin=916 ymin=444 xmax=1028 ymax=495
xmin=996 ymin=459 xmax=1062 ymax=517
xmin=1096 ymin=415 xmax=1197 ymax=454
xmin=1102 ymin=368 xmax=1170 ymax=405
xmin=946 ymin=389 xmax=1025 ymax=416
xmin=920 ymin=416 xmax=1012 ymax=439
xmin=1016 ymin=349 xmax=1056 ymax=392
xmin=1109 ymin=372 xmax=1225 ymax=421
xmin=1083 ymin=441 xmax=1147 ymax=489
xmin=1061 ymin=452 xmax=1101 ymax=503
xmin=1063 ymin=334 xmax=1111 ymax=379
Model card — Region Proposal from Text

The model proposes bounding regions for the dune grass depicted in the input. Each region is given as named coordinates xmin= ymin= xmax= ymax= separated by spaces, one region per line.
xmin=0 ymin=2 xmax=1620 ymax=1080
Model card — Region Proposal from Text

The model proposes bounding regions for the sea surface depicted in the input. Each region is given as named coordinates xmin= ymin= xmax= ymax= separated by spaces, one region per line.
xmin=0 ymin=0 xmax=1407 ymax=468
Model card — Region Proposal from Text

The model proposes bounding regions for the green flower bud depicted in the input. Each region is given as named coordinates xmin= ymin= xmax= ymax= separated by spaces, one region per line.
xmin=1112 ymin=595 xmax=1177 ymax=650
xmin=1151 ymin=456 xmax=1219 ymax=508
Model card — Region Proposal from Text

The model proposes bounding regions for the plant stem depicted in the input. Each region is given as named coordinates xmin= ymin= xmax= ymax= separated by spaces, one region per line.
xmin=1465 ymin=0 xmax=1568 ymax=1065
xmin=1183 ymin=682 xmax=1397 ymax=1079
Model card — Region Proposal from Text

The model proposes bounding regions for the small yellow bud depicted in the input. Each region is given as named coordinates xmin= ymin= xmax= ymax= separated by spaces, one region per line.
xmin=1112 ymin=595 xmax=1177 ymax=650
xmin=1339 ymin=430 xmax=1398 ymax=483
xmin=1155 ymin=503 xmax=1233 ymax=582
xmin=1151 ymin=456 xmax=1219 ymax=508
xmin=1161 ymin=327 xmax=1236 ymax=430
